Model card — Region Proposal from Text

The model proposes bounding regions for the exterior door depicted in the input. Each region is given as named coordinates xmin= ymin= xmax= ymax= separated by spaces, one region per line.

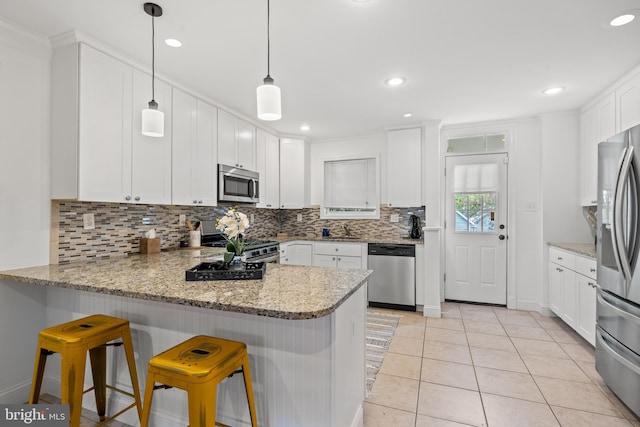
xmin=445 ymin=153 xmax=508 ymax=304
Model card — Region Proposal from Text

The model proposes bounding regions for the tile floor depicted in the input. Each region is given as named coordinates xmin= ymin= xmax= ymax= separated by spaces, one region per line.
xmin=363 ymin=302 xmax=640 ymax=427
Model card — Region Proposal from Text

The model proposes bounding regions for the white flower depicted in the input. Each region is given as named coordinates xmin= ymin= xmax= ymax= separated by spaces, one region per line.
xmin=215 ymin=208 xmax=250 ymax=255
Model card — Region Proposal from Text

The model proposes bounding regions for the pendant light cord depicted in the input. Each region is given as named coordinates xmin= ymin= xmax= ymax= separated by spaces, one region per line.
xmin=267 ymin=0 xmax=271 ymax=77
xmin=151 ymin=10 xmax=156 ymax=101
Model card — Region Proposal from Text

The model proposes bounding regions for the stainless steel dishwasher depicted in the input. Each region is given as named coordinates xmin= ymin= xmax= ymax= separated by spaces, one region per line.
xmin=367 ymin=243 xmax=416 ymax=311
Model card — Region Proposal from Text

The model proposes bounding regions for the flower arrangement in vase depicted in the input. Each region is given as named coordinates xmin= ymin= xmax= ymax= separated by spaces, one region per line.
xmin=216 ymin=207 xmax=250 ymax=266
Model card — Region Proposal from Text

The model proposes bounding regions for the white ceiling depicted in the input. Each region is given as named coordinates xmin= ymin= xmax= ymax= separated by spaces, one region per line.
xmin=1 ymin=0 xmax=640 ymax=140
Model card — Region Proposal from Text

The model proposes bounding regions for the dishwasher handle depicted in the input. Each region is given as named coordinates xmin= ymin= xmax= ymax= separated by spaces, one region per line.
xmin=368 ymin=243 xmax=415 ymax=257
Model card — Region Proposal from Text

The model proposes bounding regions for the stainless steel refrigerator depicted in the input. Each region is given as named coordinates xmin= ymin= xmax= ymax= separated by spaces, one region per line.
xmin=597 ymin=123 xmax=640 ymax=417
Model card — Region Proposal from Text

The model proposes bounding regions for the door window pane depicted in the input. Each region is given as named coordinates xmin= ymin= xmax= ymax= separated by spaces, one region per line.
xmin=454 ymin=192 xmax=497 ymax=233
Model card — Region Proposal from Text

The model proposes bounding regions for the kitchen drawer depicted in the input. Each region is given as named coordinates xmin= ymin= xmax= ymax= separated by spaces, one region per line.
xmin=314 ymin=242 xmax=362 ymax=257
xmin=549 ymin=247 xmax=575 ymax=270
xmin=575 ymin=255 xmax=597 ymax=280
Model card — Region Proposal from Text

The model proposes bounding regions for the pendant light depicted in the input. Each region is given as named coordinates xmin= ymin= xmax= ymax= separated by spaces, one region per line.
xmin=141 ymin=2 xmax=164 ymax=137
xmin=256 ymin=0 xmax=282 ymax=121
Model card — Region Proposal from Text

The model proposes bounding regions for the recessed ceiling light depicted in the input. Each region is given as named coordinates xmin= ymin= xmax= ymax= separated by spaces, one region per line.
xmin=300 ymin=125 xmax=310 ymax=131
xmin=403 ymin=113 xmax=413 ymax=118
xmin=384 ymin=76 xmax=406 ymax=87
xmin=610 ymin=14 xmax=635 ymax=27
xmin=542 ymin=86 xmax=566 ymax=95
xmin=165 ymin=38 xmax=182 ymax=47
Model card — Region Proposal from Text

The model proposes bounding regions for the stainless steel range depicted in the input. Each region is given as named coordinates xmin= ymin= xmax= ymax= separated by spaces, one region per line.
xmin=199 ymin=220 xmax=280 ymax=263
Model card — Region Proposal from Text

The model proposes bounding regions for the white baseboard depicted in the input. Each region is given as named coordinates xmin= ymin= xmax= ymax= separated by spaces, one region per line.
xmin=0 ymin=379 xmax=31 ymax=404
xmin=350 ymin=404 xmax=364 ymax=427
xmin=515 ymin=300 xmax=541 ymax=313
xmin=423 ymin=304 xmax=442 ymax=318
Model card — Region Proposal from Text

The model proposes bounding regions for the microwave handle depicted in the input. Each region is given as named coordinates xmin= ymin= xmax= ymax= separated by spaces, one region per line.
xmin=252 ymin=179 xmax=257 ymax=199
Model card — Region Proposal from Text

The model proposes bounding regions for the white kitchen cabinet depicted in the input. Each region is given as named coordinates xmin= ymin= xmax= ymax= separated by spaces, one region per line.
xmin=217 ymin=109 xmax=256 ymax=171
xmin=131 ymin=69 xmax=173 ymax=205
xmin=549 ymin=247 xmax=577 ymax=328
xmin=52 ymin=43 xmax=172 ymax=204
xmin=313 ymin=242 xmax=364 ymax=269
xmin=172 ymin=89 xmax=218 ymax=206
xmin=548 ymin=246 xmax=596 ymax=345
xmin=280 ymin=242 xmax=312 ymax=266
xmin=387 ymin=128 xmax=422 ymax=207
xmin=280 ymin=138 xmax=310 ymax=209
xmin=617 ymin=72 xmax=640 ymax=132
xmin=256 ymin=129 xmax=280 ymax=208
xmin=575 ymin=256 xmax=597 ymax=346
xmin=579 ymin=92 xmax=616 ymax=206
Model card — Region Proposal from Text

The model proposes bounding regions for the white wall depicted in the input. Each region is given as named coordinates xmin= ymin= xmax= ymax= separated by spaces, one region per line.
xmin=539 ymin=111 xmax=592 ymax=312
xmin=0 ymin=20 xmax=51 ymax=403
xmin=309 ymin=134 xmax=387 ymax=205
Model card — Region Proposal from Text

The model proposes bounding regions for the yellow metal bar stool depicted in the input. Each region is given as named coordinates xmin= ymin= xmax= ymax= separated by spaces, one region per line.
xmin=29 ymin=314 xmax=143 ymax=427
xmin=140 ymin=335 xmax=258 ymax=427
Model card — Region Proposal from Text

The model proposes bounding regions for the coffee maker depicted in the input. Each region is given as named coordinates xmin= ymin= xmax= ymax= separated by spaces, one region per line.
xmin=409 ymin=215 xmax=422 ymax=239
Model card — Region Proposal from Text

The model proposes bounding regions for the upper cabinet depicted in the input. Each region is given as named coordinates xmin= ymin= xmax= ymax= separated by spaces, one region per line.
xmin=280 ymin=138 xmax=310 ymax=209
xmin=387 ymin=128 xmax=422 ymax=207
xmin=51 ymin=43 xmax=172 ymax=204
xmin=617 ymin=72 xmax=640 ymax=132
xmin=256 ymin=129 xmax=280 ymax=209
xmin=580 ymin=69 xmax=640 ymax=206
xmin=217 ymin=109 xmax=256 ymax=171
xmin=172 ymin=89 xmax=218 ymax=206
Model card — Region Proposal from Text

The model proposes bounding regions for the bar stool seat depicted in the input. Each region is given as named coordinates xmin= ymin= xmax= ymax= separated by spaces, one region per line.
xmin=29 ymin=314 xmax=143 ymax=427
xmin=141 ymin=335 xmax=257 ymax=427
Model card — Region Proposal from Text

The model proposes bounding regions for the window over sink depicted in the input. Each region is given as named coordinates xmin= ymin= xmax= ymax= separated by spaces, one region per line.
xmin=321 ymin=156 xmax=380 ymax=219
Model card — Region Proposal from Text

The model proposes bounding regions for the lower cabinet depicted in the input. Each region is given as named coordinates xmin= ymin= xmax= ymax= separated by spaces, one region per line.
xmin=548 ymin=247 xmax=596 ymax=346
xmin=280 ymin=242 xmax=313 ymax=266
xmin=313 ymin=242 xmax=364 ymax=269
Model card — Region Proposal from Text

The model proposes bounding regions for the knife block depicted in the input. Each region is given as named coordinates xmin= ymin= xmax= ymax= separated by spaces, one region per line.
xmin=140 ymin=238 xmax=161 ymax=254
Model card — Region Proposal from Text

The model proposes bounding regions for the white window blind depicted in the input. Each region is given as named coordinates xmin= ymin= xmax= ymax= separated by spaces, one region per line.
xmin=453 ymin=163 xmax=499 ymax=193
xmin=324 ymin=158 xmax=376 ymax=208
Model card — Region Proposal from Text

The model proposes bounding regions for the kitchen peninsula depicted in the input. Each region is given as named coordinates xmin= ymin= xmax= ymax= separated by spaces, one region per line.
xmin=0 ymin=249 xmax=371 ymax=427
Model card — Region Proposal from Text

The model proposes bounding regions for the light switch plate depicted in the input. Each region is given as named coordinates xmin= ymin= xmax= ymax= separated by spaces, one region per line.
xmin=250 ymin=214 xmax=255 ymax=223
xmin=83 ymin=213 xmax=95 ymax=230
xmin=390 ymin=214 xmax=399 ymax=223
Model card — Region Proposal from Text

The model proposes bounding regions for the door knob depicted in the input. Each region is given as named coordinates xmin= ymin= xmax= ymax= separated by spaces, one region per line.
xmin=499 ymin=235 xmax=506 ymax=240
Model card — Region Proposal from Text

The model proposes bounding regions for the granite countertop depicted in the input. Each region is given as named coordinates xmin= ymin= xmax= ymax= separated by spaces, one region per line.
xmin=548 ymin=242 xmax=596 ymax=259
xmin=0 ymin=249 xmax=372 ymax=320
xmin=273 ymin=235 xmax=424 ymax=245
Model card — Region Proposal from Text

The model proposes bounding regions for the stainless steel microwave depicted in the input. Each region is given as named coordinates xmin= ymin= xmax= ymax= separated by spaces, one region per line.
xmin=218 ymin=164 xmax=260 ymax=203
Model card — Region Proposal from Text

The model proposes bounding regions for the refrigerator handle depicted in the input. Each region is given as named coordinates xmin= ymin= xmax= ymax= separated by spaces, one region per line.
xmin=614 ymin=145 xmax=634 ymax=283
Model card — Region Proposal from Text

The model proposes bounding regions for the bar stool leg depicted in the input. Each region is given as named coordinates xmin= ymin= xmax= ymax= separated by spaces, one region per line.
xmin=187 ymin=383 xmax=216 ymax=427
xmin=29 ymin=346 xmax=48 ymax=404
xmin=61 ymin=352 xmax=87 ymax=427
xmin=241 ymin=356 xmax=258 ymax=427
xmin=140 ymin=373 xmax=156 ymax=427
xmin=88 ymin=346 xmax=107 ymax=421
xmin=121 ymin=328 xmax=143 ymax=421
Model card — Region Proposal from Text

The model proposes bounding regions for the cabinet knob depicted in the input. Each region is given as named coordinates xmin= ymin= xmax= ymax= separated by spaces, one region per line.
xmin=590 ymin=268 xmax=596 ymax=272
xmin=198 ymin=200 xmax=203 ymax=204
xmin=338 ymin=257 xmax=341 ymax=261
xmin=125 ymin=195 xmax=131 ymax=201
xmin=332 ymin=257 xmax=335 ymax=261
xmin=193 ymin=200 xmax=198 ymax=204
xmin=135 ymin=196 xmax=140 ymax=201
xmin=557 ymin=257 xmax=562 ymax=261
xmin=281 ymin=205 xmax=285 ymax=208
xmin=240 ymin=164 xmax=243 ymax=168
xmin=591 ymin=200 xmax=597 ymax=204
xmin=389 ymin=203 xmax=392 ymax=207
xmin=335 ymin=248 xmax=339 ymax=252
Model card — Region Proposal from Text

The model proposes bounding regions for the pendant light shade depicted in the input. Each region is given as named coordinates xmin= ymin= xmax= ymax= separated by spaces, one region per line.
xmin=142 ymin=3 xmax=164 ymax=138
xmin=257 ymin=0 xmax=282 ymax=121
xmin=257 ymin=77 xmax=282 ymax=121
xmin=142 ymin=101 xmax=164 ymax=137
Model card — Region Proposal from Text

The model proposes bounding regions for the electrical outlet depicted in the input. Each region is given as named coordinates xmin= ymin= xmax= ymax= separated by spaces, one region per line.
xmin=250 ymin=213 xmax=255 ymax=223
xmin=83 ymin=213 xmax=95 ymax=230
xmin=297 ymin=213 xmax=302 ymax=222
xmin=390 ymin=214 xmax=399 ymax=223
xmin=179 ymin=214 xmax=186 ymax=226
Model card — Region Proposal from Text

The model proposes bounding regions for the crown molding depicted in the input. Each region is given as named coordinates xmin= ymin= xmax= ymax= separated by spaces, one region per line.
xmin=0 ymin=17 xmax=51 ymax=60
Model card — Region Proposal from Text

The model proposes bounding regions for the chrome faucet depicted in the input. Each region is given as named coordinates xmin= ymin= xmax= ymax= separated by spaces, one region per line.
xmin=342 ymin=224 xmax=352 ymax=237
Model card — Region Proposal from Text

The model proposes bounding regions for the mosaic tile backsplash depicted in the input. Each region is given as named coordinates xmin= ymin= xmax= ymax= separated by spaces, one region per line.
xmin=55 ymin=201 xmax=424 ymax=264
